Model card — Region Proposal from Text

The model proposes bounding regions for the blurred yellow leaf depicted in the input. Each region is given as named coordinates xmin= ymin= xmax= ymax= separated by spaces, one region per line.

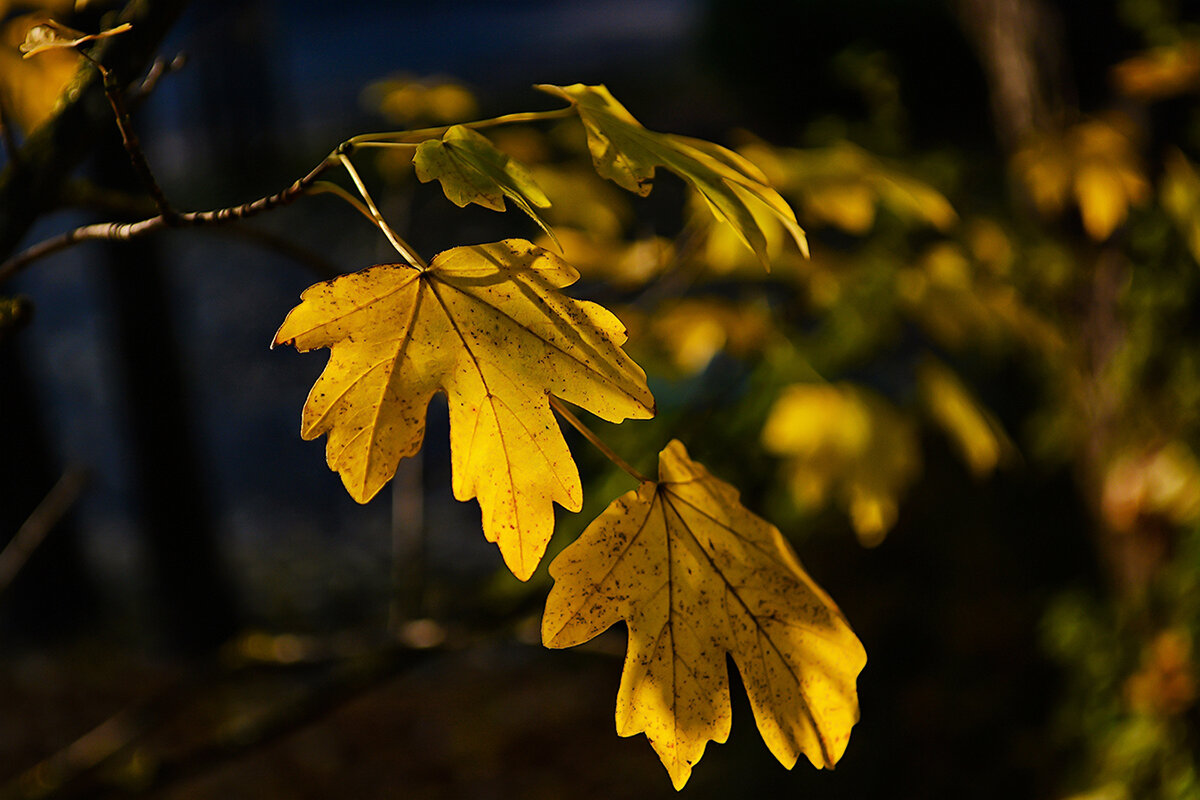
xmin=414 ymin=125 xmax=558 ymax=247
xmin=537 ymin=83 xmax=808 ymax=268
xmin=0 ymin=12 xmax=77 ymax=133
xmin=543 ymin=440 xmax=866 ymax=789
xmin=740 ymin=139 xmax=958 ymax=235
xmin=1161 ymin=148 xmax=1200 ymax=265
xmin=1125 ymin=629 xmax=1196 ymax=717
xmin=362 ymin=74 xmax=478 ymax=126
xmin=647 ymin=298 xmax=772 ymax=374
xmin=1112 ymin=41 xmax=1200 ymax=101
xmin=1013 ymin=117 xmax=1150 ymax=240
xmin=965 ymin=217 xmax=1014 ymax=277
xmin=530 ymin=163 xmax=630 ymax=239
xmin=1101 ymin=442 xmax=1200 ymax=534
xmin=898 ymin=240 xmax=1065 ymax=357
xmin=537 ymin=227 xmax=674 ymax=290
xmin=762 ymin=383 xmax=919 ymax=545
xmin=274 ymin=239 xmax=655 ymax=580
xmin=918 ymin=359 xmax=1015 ymax=478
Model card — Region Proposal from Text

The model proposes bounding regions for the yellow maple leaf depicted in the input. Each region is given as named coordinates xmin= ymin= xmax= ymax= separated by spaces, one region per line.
xmin=413 ymin=125 xmax=559 ymax=248
xmin=274 ymin=239 xmax=655 ymax=580
xmin=536 ymin=83 xmax=808 ymax=268
xmin=543 ymin=440 xmax=866 ymax=789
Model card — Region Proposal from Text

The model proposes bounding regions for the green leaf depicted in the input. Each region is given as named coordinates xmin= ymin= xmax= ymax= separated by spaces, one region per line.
xmin=414 ymin=125 xmax=560 ymax=249
xmin=537 ymin=83 xmax=808 ymax=268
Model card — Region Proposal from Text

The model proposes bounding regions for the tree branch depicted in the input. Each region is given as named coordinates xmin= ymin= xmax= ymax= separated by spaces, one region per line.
xmin=0 ymin=0 xmax=190 ymax=261
xmin=0 ymin=467 xmax=90 ymax=595
xmin=0 ymin=158 xmax=336 ymax=285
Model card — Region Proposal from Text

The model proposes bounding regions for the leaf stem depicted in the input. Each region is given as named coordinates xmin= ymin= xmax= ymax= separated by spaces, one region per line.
xmin=548 ymin=395 xmax=652 ymax=484
xmin=309 ymin=180 xmax=381 ymax=229
xmin=345 ymin=105 xmax=577 ymax=147
xmin=337 ymin=152 xmax=427 ymax=269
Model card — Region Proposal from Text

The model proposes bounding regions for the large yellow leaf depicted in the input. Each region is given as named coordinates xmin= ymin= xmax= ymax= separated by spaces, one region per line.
xmin=537 ymin=83 xmax=807 ymax=268
xmin=414 ymin=125 xmax=559 ymax=247
xmin=543 ymin=440 xmax=866 ymax=789
xmin=274 ymin=239 xmax=655 ymax=580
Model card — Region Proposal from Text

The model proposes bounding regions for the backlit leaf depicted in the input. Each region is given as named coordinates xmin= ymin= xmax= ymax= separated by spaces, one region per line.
xmin=274 ymin=239 xmax=655 ymax=580
xmin=414 ymin=125 xmax=559 ymax=248
xmin=543 ymin=440 xmax=866 ymax=789
xmin=537 ymin=82 xmax=807 ymax=268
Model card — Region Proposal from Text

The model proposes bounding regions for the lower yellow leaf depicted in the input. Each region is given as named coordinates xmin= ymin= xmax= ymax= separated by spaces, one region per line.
xmin=543 ymin=440 xmax=866 ymax=789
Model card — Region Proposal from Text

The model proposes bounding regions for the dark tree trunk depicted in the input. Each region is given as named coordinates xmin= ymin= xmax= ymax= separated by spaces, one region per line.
xmin=96 ymin=131 xmax=240 ymax=654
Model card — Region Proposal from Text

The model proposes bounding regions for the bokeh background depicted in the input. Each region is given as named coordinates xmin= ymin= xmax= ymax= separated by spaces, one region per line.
xmin=3 ymin=0 xmax=1200 ymax=797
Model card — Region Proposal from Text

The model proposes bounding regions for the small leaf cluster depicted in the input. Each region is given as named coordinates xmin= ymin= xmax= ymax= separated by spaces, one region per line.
xmin=274 ymin=83 xmax=863 ymax=788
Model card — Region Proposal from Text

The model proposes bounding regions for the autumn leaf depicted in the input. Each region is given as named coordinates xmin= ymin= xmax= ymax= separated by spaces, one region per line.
xmin=414 ymin=125 xmax=560 ymax=248
xmin=537 ymin=82 xmax=807 ymax=268
xmin=274 ymin=239 xmax=655 ymax=580
xmin=543 ymin=440 xmax=866 ymax=789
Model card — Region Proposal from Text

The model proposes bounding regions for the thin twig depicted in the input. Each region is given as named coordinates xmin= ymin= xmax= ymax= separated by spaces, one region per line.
xmin=126 ymin=53 xmax=186 ymax=109
xmin=0 ymin=467 xmax=90 ymax=595
xmin=345 ymin=105 xmax=577 ymax=147
xmin=309 ymin=180 xmax=380 ymax=230
xmin=0 ymin=157 xmax=337 ymax=285
xmin=548 ymin=394 xmax=651 ymax=483
xmin=91 ymin=59 xmax=176 ymax=220
xmin=337 ymin=152 xmax=426 ymax=268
